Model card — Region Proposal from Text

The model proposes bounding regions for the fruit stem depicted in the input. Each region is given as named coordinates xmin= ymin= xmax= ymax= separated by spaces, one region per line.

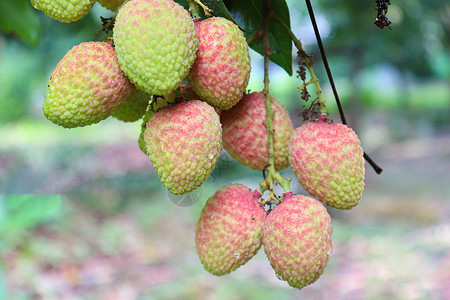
xmin=187 ymin=0 xmax=212 ymax=18
xmin=271 ymin=13 xmax=328 ymax=115
xmin=194 ymin=0 xmax=213 ymax=17
xmin=94 ymin=0 xmax=130 ymax=36
xmin=187 ymin=0 xmax=202 ymax=18
xmin=258 ymin=0 xmax=291 ymax=203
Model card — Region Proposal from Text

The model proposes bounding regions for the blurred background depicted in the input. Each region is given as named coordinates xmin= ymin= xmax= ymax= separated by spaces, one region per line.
xmin=0 ymin=0 xmax=449 ymax=299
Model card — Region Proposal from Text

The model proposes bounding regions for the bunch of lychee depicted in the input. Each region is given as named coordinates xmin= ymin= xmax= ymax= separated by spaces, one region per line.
xmin=37 ymin=0 xmax=251 ymax=194
xmin=195 ymin=111 xmax=365 ymax=288
xmin=34 ymin=0 xmax=367 ymax=290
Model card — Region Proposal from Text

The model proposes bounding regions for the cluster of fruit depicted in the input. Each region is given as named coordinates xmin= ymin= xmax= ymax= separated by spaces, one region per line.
xmin=196 ymin=114 xmax=365 ymax=289
xmin=37 ymin=0 xmax=251 ymax=194
xmin=33 ymin=0 xmax=366 ymax=290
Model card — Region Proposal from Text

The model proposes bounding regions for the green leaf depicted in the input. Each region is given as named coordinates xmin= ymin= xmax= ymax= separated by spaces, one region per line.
xmin=223 ymin=0 xmax=293 ymax=75
xmin=174 ymin=0 xmax=235 ymax=20
xmin=201 ymin=0 xmax=236 ymax=21
xmin=0 ymin=0 xmax=41 ymax=47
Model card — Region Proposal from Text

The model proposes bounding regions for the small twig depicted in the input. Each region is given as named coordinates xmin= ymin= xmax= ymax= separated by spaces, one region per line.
xmin=246 ymin=28 xmax=264 ymax=45
xmin=95 ymin=0 xmax=129 ymax=36
xmin=297 ymin=80 xmax=314 ymax=92
xmin=95 ymin=16 xmax=116 ymax=36
xmin=374 ymin=0 xmax=392 ymax=29
xmin=271 ymin=14 xmax=328 ymax=116
xmin=186 ymin=0 xmax=202 ymax=18
xmin=194 ymin=0 xmax=212 ymax=17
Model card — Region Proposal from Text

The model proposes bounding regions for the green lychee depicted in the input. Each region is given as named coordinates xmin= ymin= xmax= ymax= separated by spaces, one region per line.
xmin=195 ymin=184 xmax=266 ymax=275
xmin=144 ymin=100 xmax=222 ymax=194
xmin=43 ymin=41 xmax=134 ymax=128
xmin=262 ymin=193 xmax=333 ymax=289
xmin=96 ymin=0 xmax=125 ymax=11
xmin=221 ymin=91 xmax=293 ymax=170
xmin=113 ymin=88 xmax=151 ymax=122
xmin=187 ymin=17 xmax=251 ymax=110
xmin=289 ymin=118 xmax=365 ymax=209
xmin=113 ymin=0 xmax=198 ymax=95
xmin=30 ymin=0 xmax=95 ymax=23
xmin=138 ymin=106 xmax=153 ymax=155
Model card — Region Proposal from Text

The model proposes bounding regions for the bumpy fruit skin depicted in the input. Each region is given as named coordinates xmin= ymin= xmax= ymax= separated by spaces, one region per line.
xmin=221 ymin=92 xmax=293 ymax=170
xmin=138 ymin=93 xmax=179 ymax=155
xmin=144 ymin=100 xmax=222 ymax=194
xmin=43 ymin=42 xmax=134 ymax=128
xmin=113 ymin=0 xmax=198 ymax=95
xmin=187 ymin=17 xmax=251 ymax=110
xmin=113 ymin=89 xmax=151 ymax=122
xmin=179 ymin=83 xmax=222 ymax=115
xmin=96 ymin=0 xmax=125 ymax=11
xmin=195 ymin=184 xmax=266 ymax=275
xmin=289 ymin=119 xmax=365 ymax=209
xmin=30 ymin=0 xmax=95 ymax=23
xmin=262 ymin=194 xmax=333 ymax=289
xmin=138 ymin=107 xmax=153 ymax=156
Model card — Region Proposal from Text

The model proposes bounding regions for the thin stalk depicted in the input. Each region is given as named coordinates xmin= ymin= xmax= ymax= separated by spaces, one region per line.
xmin=272 ymin=13 xmax=327 ymax=114
xmin=94 ymin=0 xmax=130 ymax=36
xmin=258 ymin=0 xmax=291 ymax=203
xmin=194 ymin=0 xmax=212 ymax=17
xmin=187 ymin=0 xmax=212 ymax=18
xmin=186 ymin=0 xmax=202 ymax=18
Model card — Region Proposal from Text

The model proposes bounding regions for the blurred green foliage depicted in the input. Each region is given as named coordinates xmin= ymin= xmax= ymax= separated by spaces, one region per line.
xmin=0 ymin=195 xmax=62 ymax=252
xmin=0 ymin=4 xmax=112 ymax=124
xmin=288 ymin=0 xmax=449 ymax=78
xmin=1 ymin=0 xmax=447 ymax=126
xmin=0 ymin=0 xmax=41 ymax=47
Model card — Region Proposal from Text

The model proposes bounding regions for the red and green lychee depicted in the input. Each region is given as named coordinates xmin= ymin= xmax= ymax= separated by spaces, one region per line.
xmin=195 ymin=184 xmax=266 ymax=275
xmin=262 ymin=193 xmax=333 ymax=289
xmin=43 ymin=41 xmax=134 ymax=128
xmin=187 ymin=17 xmax=251 ymax=110
xmin=143 ymin=100 xmax=222 ymax=194
xmin=289 ymin=118 xmax=365 ymax=209
xmin=221 ymin=91 xmax=293 ymax=170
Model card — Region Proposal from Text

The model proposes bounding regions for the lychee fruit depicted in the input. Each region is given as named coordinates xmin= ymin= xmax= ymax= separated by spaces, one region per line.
xmin=179 ymin=83 xmax=222 ymax=115
xmin=43 ymin=41 xmax=134 ymax=128
xmin=30 ymin=0 xmax=95 ymax=23
xmin=289 ymin=118 xmax=365 ymax=209
xmin=96 ymin=0 xmax=126 ymax=11
xmin=113 ymin=88 xmax=151 ymax=122
xmin=221 ymin=91 xmax=293 ymax=170
xmin=113 ymin=0 xmax=198 ymax=95
xmin=138 ymin=106 xmax=153 ymax=156
xmin=143 ymin=100 xmax=222 ymax=194
xmin=195 ymin=184 xmax=266 ymax=275
xmin=262 ymin=193 xmax=333 ymax=289
xmin=187 ymin=17 xmax=251 ymax=110
xmin=138 ymin=93 xmax=179 ymax=155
